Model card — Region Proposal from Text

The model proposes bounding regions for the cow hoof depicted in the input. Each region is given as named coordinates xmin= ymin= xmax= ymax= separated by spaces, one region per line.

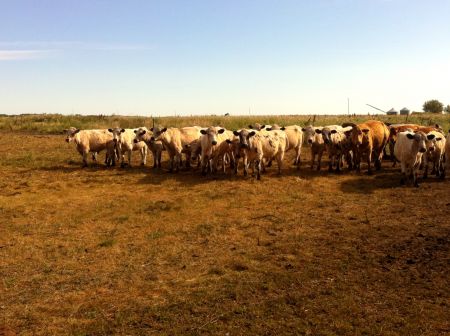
xmin=400 ymin=178 xmax=405 ymax=185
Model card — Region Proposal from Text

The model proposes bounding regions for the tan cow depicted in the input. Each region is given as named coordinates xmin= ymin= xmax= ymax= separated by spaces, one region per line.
xmin=151 ymin=126 xmax=202 ymax=172
xmin=133 ymin=127 xmax=165 ymax=169
xmin=267 ymin=125 xmax=303 ymax=169
xmin=108 ymin=128 xmax=148 ymax=167
xmin=302 ymin=125 xmax=325 ymax=170
xmin=64 ymin=127 xmax=112 ymax=167
xmin=423 ymin=130 xmax=446 ymax=179
xmin=346 ymin=120 xmax=390 ymax=174
xmin=233 ymin=129 xmax=286 ymax=180
xmin=199 ymin=127 xmax=234 ymax=175
xmin=394 ymin=131 xmax=435 ymax=187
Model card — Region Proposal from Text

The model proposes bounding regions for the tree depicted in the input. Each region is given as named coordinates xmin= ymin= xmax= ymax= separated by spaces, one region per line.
xmin=423 ymin=99 xmax=443 ymax=113
xmin=444 ymin=105 xmax=450 ymax=113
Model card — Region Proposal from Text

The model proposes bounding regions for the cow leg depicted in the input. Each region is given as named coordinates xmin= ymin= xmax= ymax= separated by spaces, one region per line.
xmin=141 ymin=147 xmax=147 ymax=166
xmin=255 ymin=159 xmax=261 ymax=180
xmin=367 ymin=152 xmax=373 ymax=175
xmin=295 ymin=147 xmax=301 ymax=170
xmin=157 ymin=151 xmax=162 ymax=168
xmin=92 ymin=152 xmax=98 ymax=162
xmin=267 ymin=158 xmax=272 ymax=167
xmin=82 ymin=152 xmax=89 ymax=168
xmin=328 ymin=153 xmax=333 ymax=172
xmin=243 ymin=156 xmax=248 ymax=176
xmin=310 ymin=152 xmax=316 ymax=170
xmin=277 ymin=151 xmax=284 ymax=175
xmin=201 ymin=156 xmax=208 ymax=176
xmin=317 ymin=151 xmax=323 ymax=171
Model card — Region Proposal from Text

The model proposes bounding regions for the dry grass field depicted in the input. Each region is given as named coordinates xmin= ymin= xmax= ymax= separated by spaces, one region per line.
xmin=1 ymin=114 xmax=449 ymax=335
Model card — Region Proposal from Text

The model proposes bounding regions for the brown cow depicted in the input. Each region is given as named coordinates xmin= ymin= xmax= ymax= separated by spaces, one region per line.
xmin=345 ymin=120 xmax=390 ymax=174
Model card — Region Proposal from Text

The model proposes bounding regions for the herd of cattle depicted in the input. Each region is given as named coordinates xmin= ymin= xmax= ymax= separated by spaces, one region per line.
xmin=63 ymin=120 xmax=450 ymax=186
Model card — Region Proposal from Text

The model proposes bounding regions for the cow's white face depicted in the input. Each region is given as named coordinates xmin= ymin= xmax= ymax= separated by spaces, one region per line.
xmin=302 ymin=126 xmax=318 ymax=145
xmin=407 ymin=132 xmax=433 ymax=153
xmin=108 ymin=128 xmax=125 ymax=144
xmin=201 ymin=127 xmax=225 ymax=146
xmin=64 ymin=127 xmax=80 ymax=143
xmin=425 ymin=132 xmax=442 ymax=152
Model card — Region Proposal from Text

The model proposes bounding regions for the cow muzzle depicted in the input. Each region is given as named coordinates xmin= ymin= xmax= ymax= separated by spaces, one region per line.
xmin=428 ymin=147 xmax=434 ymax=151
xmin=134 ymin=139 xmax=138 ymax=143
xmin=308 ymin=139 xmax=312 ymax=144
xmin=419 ymin=148 xmax=426 ymax=153
xmin=113 ymin=139 xmax=118 ymax=143
xmin=65 ymin=138 xmax=69 ymax=143
xmin=212 ymin=141 xmax=217 ymax=146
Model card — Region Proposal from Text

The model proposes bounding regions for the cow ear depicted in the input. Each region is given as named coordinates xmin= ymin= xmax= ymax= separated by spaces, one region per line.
xmin=344 ymin=131 xmax=352 ymax=137
xmin=362 ymin=128 xmax=370 ymax=134
xmin=161 ymin=128 xmax=167 ymax=133
xmin=427 ymin=134 xmax=435 ymax=140
xmin=315 ymin=129 xmax=322 ymax=134
xmin=331 ymin=130 xmax=337 ymax=134
xmin=260 ymin=125 xmax=265 ymax=129
xmin=248 ymin=131 xmax=256 ymax=137
xmin=200 ymin=129 xmax=207 ymax=135
xmin=218 ymin=128 xmax=225 ymax=134
xmin=280 ymin=127 xmax=285 ymax=131
xmin=406 ymin=133 xmax=414 ymax=139
xmin=248 ymin=125 xmax=253 ymax=129
xmin=150 ymin=127 xmax=153 ymax=132
xmin=120 ymin=128 xmax=125 ymax=133
xmin=266 ymin=128 xmax=272 ymax=131
xmin=436 ymin=137 xmax=442 ymax=141
xmin=233 ymin=130 xmax=239 ymax=136
xmin=74 ymin=129 xmax=80 ymax=134
xmin=226 ymin=139 xmax=232 ymax=144
xmin=108 ymin=128 xmax=113 ymax=132
xmin=134 ymin=129 xmax=138 ymax=134
xmin=301 ymin=128 xmax=306 ymax=132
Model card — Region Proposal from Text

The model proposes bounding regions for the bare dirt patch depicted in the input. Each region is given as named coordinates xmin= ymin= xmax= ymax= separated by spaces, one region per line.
xmin=1 ymin=132 xmax=449 ymax=335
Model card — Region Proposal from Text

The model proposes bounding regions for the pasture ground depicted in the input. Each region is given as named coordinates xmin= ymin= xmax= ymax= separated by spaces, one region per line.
xmin=1 ymin=129 xmax=449 ymax=335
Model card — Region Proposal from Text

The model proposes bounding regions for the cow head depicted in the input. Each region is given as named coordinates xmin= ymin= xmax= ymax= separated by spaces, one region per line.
xmin=233 ymin=129 xmax=256 ymax=150
xmin=425 ymin=132 xmax=442 ymax=152
xmin=316 ymin=127 xmax=336 ymax=145
xmin=150 ymin=127 xmax=167 ymax=141
xmin=406 ymin=131 xmax=433 ymax=153
xmin=351 ymin=126 xmax=370 ymax=147
xmin=200 ymin=126 xmax=225 ymax=146
xmin=63 ymin=127 xmax=80 ymax=143
xmin=248 ymin=123 xmax=265 ymax=130
xmin=133 ymin=127 xmax=149 ymax=144
xmin=302 ymin=126 xmax=320 ymax=145
xmin=108 ymin=127 xmax=126 ymax=143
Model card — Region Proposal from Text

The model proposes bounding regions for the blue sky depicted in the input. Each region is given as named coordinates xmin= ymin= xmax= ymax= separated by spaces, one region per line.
xmin=1 ymin=0 xmax=449 ymax=115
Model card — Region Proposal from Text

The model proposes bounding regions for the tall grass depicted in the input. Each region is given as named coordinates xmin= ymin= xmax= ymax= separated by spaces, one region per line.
xmin=0 ymin=113 xmax=448 ymax=134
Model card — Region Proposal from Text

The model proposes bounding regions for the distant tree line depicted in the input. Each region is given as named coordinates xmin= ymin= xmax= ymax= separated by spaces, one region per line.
xmin=423 ymin=99 xmax=450 ymax=113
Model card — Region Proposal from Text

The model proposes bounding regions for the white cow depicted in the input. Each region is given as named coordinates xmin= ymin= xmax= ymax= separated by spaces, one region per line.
xmin=108 ymin=128 xmax=148 ymax=167
xmin=233 ymin=129 xmax=286 ymax=180
xmin=267 ymin=125 xmax=303 ymax=169
xmin=394 ymin=131 xmax=435 ymax=187
xmin=423 ymin=130 xmax=446 ymax=179
xmin=133 ymin=127 xmax=165 ymax=169
xmin=302 ymin=125 xmax=325 ymax=170
xmin=199 ymin=127 xmax=234 ymax=175
xmin=64 ymin=127 xmax=112 ymax=167
xmin=151 ymin=126 xmax=202 ymax=172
